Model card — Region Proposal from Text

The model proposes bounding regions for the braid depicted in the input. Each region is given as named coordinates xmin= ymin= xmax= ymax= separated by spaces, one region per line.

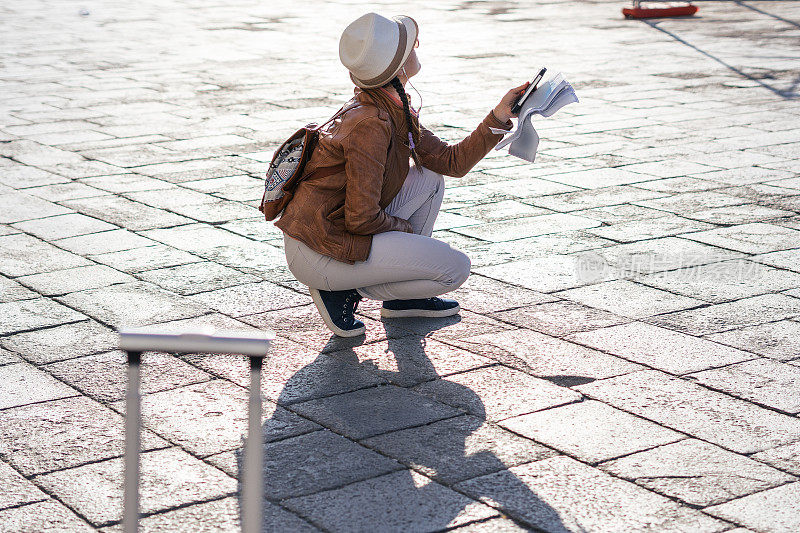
xmin=389 ymin=77 xmax=422 ymax=168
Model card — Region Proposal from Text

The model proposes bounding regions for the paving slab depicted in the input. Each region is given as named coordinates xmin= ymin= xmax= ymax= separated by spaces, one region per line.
xmin=636 ymin=259 xmax=800 ymax=303
xmin=35 ymin=447 xmax=236 ymax=527
xmin=78 ymin=173 xmax=174 ymax=194
xmin=241 ymin=304 xmax=391 ymax=351
xmin=188 ymin=280 xmax=308 ymax=316
xmin=501 ymin=400 xmax=684 ymax=464
xmin=53 ymin=228 xmax=156 ymax=256
xmin=137 ymin=260 xmax=260 ymax=295
xmin=634 ymin=190 xmax=748 ymax=215
xmin=0 ymin=347 xmax=22 ymax=366
xmin=623 ymin=160 xmax=720 ymax=179
xmin=647 ymin=293 xmax=800 ymax=336
xmin=184 ymin=339 xmax=386 ymax=405
xmin=576 ymin=370 xmax=800 ymax=454
xmin=219 ymin=430 xmax=401 ymax=500
xmin=0 ymin=396 xmax=164 ymax=476
xmin=448 ymin=517 xmax=529 ymax=532
xmin=362 ymin=414 xmax=555 ymax=484
xmin=572 ymin=203 xmax=668 ymax=223
xmin=0 ymin=297 xmax=87 ymax=335
xmin=752 ymin=248 xmax=800 ymax=273
xmin=45 ymin=351 xmax=211 ymax=403
xmin=293 ymin=384 xmax=462 ymax=440
xmin=0 ymin=460 xmax=47 ymax=510
xmin=199 ymin=239 xmax=286 ymax=275
xmin=451 ymin=199 xmax=551 ymax=223
xmin=219 ymin=217 xmax=284 ymax=242
xmin=112 ymin=379 xmax=317 ymax=457
xmin=0 ymin=164 xmax=69 ymax=188
xmin=684 ymin=223 xmax=800 ymax=254
xmin=132 ymin=497 xmax=318 ymax=533
xmin=0 ymin=191 xmax=71 ymax=223
xmin=706 ymin=482 xmax=800 ymax=533
xmin=490 ymin=299 xmax=629 ymax=337
xmin=16 ymin=264 xmax=135 ymax=296
xmin=89 ymin=244 xmax=202 ymax=273
xmin=573 ymin=237 xmax=747 ymax=278
xmin=0 ymin=224 xmax=20 ymax=236
xmin=0 ymin=362 xmax=77 ymax=410
xmin=57 ymin=281 xmax=209 ymax=328
xmin=601 ymin=439 xmax=795 ymax=507
xmin=455 ymin=455 xmax=726 ymax=532
xmin=567 ymin=322 xmax=754 ymax=374
xmin=125 ymin=186 xmax=219 ymax=209
xmin=327 ymin=337 xmax=494 ymax=388
xmin=0 ymin=275 xmax=37 ymax=303
xmin=393 ymin=310 xmax=517 ymax=343
xmin=0 ymin=233 xmax=91 ymax=277
xmin=585 ymin=214 xmax=716 ymax=243
xmin=526 ymin=167 xmax=653 ymax=189
xmin=475 ymin=254 xmax=615 ymax=293
xmin=447 ymin=273 xmax=556 ymax=314
xmin=688 ymin=358 xmax=800 ymax=414
xmin=679 ymin=204 xmax=796 ymax=226
xmin=413 ymin=365 xmax=581 ymax=422
xmin=0 ymin=499 xmax=94 ymax=532
xmin=139 ymin=223 xmax=254 ymax=254
xmin=12 ymin=212 xmax=118 ymax=240
xmin=449 ymin=327 xmax=640 ymax=385
xmin=454 ymin=213 xmax=601 ymax=243
xmin=0 ymin=320 xmax=117 ymax=364
xmin=752 ymin=441 xmax=800 ymax=476
xmin=525 ymin=185 xmax=664 ymax=213
xmin=61 ymin=195 xmax=192 ymax=231
xmin=472 ymin=230 xmax=616 ymax=269
xmin=284 ymin=469 xmax=498 ymax=532
xmin=554 ymin=279 xmax=705 ymax=319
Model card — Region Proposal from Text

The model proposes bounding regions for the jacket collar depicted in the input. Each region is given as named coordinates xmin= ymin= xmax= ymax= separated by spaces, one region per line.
xmin=353 ymin=87 xmax=412 ymax=136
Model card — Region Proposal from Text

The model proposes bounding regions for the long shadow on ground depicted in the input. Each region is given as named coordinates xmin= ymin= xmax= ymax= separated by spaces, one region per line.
xmin=237 ymin=318 xmax=569 ymax=532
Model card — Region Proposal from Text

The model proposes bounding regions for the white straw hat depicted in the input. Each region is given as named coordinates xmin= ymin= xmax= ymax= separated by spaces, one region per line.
xmin=339 ymin=13 xmax=418 ymax=89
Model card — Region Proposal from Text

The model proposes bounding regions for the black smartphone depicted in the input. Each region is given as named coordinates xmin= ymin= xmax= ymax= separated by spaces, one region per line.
xmin=511 ymin=67 xmax=547 ymax=115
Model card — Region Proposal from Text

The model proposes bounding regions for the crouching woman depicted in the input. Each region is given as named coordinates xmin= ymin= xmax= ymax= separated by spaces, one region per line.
xmin=275 ymin=13 xmax=528 ymax=337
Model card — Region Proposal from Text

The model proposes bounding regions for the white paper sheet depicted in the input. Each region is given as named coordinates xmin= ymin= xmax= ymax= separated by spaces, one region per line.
xmin=493 ymin=73 xmax=578 ymax=162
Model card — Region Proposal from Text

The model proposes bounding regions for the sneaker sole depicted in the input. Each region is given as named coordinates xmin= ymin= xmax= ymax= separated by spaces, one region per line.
xmin=309 ymin=288 xmax=365 ymax=338
xmin=380 ymin=305 xmax=461 ymax=319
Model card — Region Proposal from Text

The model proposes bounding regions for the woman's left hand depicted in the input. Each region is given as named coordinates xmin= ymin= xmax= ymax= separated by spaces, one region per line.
xmin=493 ymin=81 xmax=530 ymax=123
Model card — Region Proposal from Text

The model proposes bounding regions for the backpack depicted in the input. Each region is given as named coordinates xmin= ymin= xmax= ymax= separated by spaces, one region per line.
xmin=258 ymin=102 xmax=358 ymax=221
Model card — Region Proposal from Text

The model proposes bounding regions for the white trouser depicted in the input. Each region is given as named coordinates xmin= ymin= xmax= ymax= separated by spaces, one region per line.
xmin=283 ymin=165 xmax=471 ymax=301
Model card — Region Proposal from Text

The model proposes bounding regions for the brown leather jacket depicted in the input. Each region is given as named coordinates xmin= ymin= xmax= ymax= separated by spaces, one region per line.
xmin=275 ymin=87 xmax=512 ymax=264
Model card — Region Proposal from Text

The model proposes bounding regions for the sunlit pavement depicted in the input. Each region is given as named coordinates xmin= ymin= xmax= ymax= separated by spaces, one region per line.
xmin=1 ymin=1 xmax=800 ymax=531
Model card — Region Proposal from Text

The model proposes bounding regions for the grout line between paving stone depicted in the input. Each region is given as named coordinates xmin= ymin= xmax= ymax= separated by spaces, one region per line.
xmin=99 ymin=492 xmax=238 ymax=529
xmin=2 ymin=460 xmax=103 ymax=530
xmin=0 ymin=392 xmax=82 ymax=413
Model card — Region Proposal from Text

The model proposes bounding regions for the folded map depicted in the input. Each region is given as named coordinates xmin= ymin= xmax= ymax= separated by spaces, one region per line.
xmin=491 ymin=73 xmax=579 ymax=162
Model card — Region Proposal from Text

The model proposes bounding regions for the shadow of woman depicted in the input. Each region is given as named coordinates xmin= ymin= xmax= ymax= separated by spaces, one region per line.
xmin=242 ymin=317 xmax=571 ymax=532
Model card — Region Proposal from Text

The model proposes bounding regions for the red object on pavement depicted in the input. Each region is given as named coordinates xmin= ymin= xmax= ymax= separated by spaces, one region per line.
xmin=623 ymin=3 xmax=698 ymax=19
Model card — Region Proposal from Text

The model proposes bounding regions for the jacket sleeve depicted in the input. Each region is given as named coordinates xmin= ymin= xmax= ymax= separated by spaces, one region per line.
xmin=341 ymin=115 xmax=413 ymax=235
xmin=417 ymin=110 xmax=513 ymax=178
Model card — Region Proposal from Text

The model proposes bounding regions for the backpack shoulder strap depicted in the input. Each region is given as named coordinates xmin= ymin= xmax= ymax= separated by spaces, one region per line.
xmin=315 ymin=100 xmax=362 ymax=131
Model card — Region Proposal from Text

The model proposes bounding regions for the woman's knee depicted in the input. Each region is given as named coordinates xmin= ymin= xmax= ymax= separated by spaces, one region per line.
xmin=447 ymin=249 xmax=471 ymax=289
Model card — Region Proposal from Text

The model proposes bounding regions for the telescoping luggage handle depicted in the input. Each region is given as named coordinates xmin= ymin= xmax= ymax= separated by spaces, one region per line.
xmin=119 ymin=328 xmax=275 ymax=533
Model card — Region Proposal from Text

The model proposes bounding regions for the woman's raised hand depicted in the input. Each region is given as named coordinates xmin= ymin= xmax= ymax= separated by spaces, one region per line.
xmin=493 ymin=81 xmax=531 ymax=123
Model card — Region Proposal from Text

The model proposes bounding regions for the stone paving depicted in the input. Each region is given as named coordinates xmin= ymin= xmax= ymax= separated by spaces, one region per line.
xmin=1 ymin=0 xmax=800 ymax=531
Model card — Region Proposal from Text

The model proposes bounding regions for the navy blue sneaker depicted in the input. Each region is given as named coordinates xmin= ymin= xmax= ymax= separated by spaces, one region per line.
xmin=381 ymin=297 xmax=460 ymax=318
xmin=309 ymin=288 xmax=365 ymax=337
